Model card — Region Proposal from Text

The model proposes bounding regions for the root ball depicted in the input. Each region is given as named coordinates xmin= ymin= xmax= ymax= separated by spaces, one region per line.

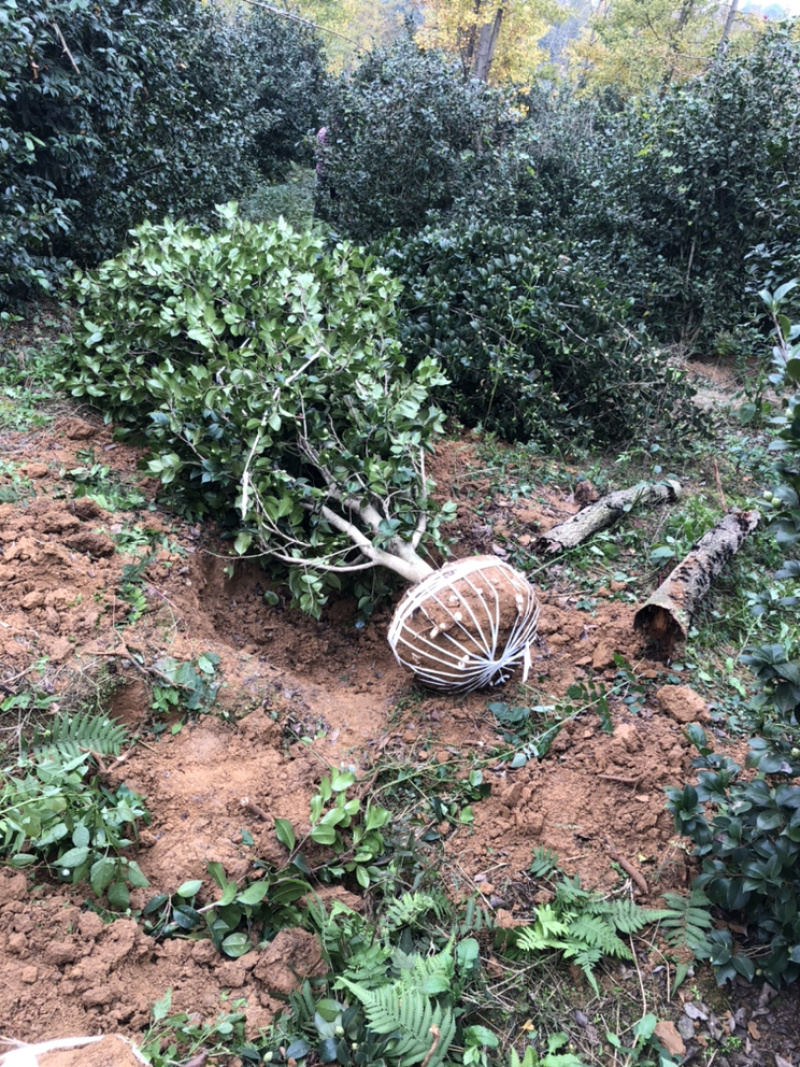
xmin=387 ymin=556 xmax=539 ymax=693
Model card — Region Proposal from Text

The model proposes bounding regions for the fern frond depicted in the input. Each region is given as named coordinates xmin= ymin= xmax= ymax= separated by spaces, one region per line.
xmin=553 ymin=876 xmax=592 ymax=908
xmin=529 ymin=845 xmax=559 ymax=879
xmin=653 ymin=890 xmax=714 ymax=992
xmin=569 ymin=946 xmax=604 ymax=995
xmin=383 ymin=892 xmax=439 ymax=933
xmin=605 ymin=898 xmax=660 ymax=935
xmin=338 ymin=979 xmax=455 ymax=1067
xmin=120 ymin=553 xmax=153 ymax=584
xmin=568 ymin=916 xmax=632 ymax=960
xmin=657 ymin=891 xmax=714 ymax=954
xmin=27 ymin=712 xmax=128 ymax=762
xmin=533 ymin=904 xmax=571 ymax=939
xmin=343 ymin=941 xmax=391 ymax=989
xmin=288 ymin=979 xmax=317 ymax=1025
xmin=515 ymin=928 xmax=565 ymax=954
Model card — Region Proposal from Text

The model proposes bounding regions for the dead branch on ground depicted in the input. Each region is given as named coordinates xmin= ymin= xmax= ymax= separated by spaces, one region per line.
xmin=634 ymin=509 xmax=760 ymax=658
xmin=536 ymin=479 xmax=683 ymax=554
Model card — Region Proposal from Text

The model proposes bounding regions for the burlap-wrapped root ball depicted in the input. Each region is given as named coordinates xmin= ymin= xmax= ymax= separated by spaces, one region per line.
xmin=387 ymin=556 xmax=539 ymax=693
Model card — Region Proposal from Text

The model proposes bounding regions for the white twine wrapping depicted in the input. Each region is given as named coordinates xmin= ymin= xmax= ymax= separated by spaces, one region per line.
xmin=387 ymin=557 xmax=539 ymax=693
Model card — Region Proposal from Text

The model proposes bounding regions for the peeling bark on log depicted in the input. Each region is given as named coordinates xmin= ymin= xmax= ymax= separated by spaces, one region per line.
xmin=536 ymin=479 xmax=683 ymax=554
xmin=634 ymin=509 xmax=760 ymax=657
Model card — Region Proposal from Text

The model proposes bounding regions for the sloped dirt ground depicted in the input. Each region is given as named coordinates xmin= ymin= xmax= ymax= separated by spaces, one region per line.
xmin=1 ymin=362 xmax=799 ymax=1066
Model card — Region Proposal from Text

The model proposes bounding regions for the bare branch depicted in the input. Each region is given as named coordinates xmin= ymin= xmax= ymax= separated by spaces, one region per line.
xmin=239 ymin=0 xmax=363 ymax=48
xmin=50 ymin=23 xmax=81 ymax=75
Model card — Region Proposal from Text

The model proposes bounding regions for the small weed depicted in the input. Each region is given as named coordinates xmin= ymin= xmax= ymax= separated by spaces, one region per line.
xmin=275 ymin=766 xmax=393 ymax=888
xmin=140 ymin=989 xmax=255 ymax=1067
xmin=425 ymin=767 xmax=490 ymax=830
xmin=605 ymin=1014 xmax=680 ymax=1067
xmin=149 ymin=652 xmax=221 ymax=725
xmin=0 ymin=460 xmax=35 ymax=504
xmin=116 ymin=553 xmax=155 ymax=626
xmin=0 ymin=333 xmax=61 ymax=430
xmin=142 ymin=861 xmax=309 ymax=955
xmin=0 ymin=708 xmax=150 ymax=908
xmin=65 ymin=448 xmax=147 ymax=511
xmin=489 ymin=678 xmax=613 ymax=768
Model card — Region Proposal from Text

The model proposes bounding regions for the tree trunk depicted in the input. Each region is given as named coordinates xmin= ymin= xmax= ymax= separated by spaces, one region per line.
xmin=472 ymin=5 xmax=503 ymax=81
xmin=718 ymin=0 xmax=740 ymax=56
xmin=634 ymin=509 xmax=760 ymax=658
xmin=535 ymin=480 xmax=683 ymax=554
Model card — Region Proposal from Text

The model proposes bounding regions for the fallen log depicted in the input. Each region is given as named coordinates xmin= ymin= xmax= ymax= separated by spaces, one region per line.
xmin=536 ymin=479 xmax=683 ymax=554
xmin=634 ymin=509 xmax=760 ymax=657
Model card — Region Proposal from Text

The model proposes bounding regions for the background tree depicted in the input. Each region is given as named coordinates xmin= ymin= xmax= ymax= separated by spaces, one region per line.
xmin=416 ymin=0 xmax=562 ymax=81
xmin=293 ymin=0 xmax=408 ymax=70
xmin=566 ymin=0 xmax=762 ymax=94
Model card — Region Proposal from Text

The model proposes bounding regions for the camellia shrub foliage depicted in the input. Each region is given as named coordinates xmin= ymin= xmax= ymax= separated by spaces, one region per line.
xmin=246 ymin=6 xmax=330 ymax=181
xmin=514 ymin=27 xmax=800 ymax=345
xmin=667 ymin=728 xmax=800 ymax=988
xmin=63 ymin=205 xmax=451 ymax=616
xmin=0 ymin=0 xmax=327 ymax=304
xmin=316 ymin=39 xmax=519 ymax=244
xmin=379 ymin=224 xmax=700 ymax=447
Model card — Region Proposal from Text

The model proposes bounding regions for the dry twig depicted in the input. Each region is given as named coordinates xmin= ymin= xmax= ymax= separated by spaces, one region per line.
xmin=603 ymin=837 xmax=648 ymax=895
xmin=240 ymin=797 xmax=270 ymax=822
xmin=50 ymin=23 xmax=80 ymax=75
xmin=420 ymin=1027 xmax=441 ymax=1067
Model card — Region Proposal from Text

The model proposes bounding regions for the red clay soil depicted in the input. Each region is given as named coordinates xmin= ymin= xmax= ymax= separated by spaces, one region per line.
xmin=0 ymin=417 xmax=719 ymax=1054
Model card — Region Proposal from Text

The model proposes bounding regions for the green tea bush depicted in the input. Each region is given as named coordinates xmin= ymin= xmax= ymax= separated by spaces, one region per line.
xmin=515 ymin=28 xmax=800 ymax=346
xmin=316 ymin=38 xmax=519 ymax=243
xmin=379 ymin=223 xmax=700 ymax=447
xmin=63 ymin=204 xmax=449 ymax=616
xmin=244 ymin=6 xmax=330 ymax=181
xmin=0 ymin=0 xmax=327 ymax=303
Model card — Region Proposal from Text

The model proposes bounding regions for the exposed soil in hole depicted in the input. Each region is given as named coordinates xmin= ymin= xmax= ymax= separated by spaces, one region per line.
xmin=1 ymin=412 xmax=798 ymax=1065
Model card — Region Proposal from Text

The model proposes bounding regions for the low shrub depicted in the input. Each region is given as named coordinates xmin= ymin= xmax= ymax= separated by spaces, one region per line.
xmin=667 ymin=725 xmax=800 ymax=987
xmin=62 ymin=204 xmax=449 ymax=616
xmin=379 ymin=223 xmax=701 ymax=447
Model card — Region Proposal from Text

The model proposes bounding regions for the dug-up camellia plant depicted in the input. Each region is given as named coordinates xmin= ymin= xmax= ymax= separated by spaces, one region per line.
xmin=64 ymin=204 xmax=539 ymax=692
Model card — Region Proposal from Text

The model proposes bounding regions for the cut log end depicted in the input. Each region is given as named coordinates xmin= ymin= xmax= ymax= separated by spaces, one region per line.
xmin=635 ymin=509 xmax=760 ymax=661
xmin=633 ymin=603 xmax=685 ymax=660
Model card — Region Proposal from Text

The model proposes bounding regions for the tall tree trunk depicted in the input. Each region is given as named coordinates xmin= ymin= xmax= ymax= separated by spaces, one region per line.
xmin=461 ymin=0 xmax=484 ymax=77
xmin=661 ymin=0 xmax=696 ymax=92
xmin=472 ymin=5 xmax=503 ymax=81
xmin=718 ymin=0 xmax=740 ymax=56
